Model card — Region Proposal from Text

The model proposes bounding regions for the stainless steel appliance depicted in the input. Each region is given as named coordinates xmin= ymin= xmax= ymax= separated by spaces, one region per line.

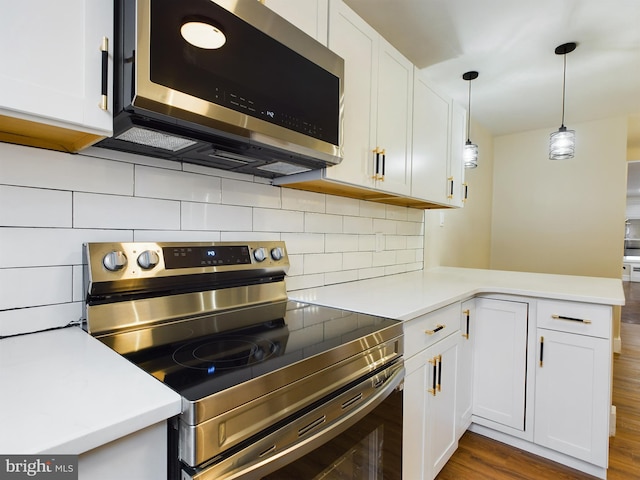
xmin=96 ymin=0 xmax=344 ymax=178
xmin=83 ymin=241 xmax=403 ymax=479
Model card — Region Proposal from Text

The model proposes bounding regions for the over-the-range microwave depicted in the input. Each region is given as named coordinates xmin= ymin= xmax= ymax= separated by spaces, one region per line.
xmin=96 ymin=0 xmax=344 ymax=178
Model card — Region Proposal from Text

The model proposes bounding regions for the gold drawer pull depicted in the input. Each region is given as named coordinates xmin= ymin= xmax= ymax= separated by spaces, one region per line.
xmin=551 ymin=314 xmax=592 ymax=324
xmin=425 ymin=324 xmax=445 ymax=335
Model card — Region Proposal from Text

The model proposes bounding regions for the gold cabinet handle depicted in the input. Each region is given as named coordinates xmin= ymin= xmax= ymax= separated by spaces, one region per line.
xmin=371 ymin=147 xmax=386 ymax=181
xmin=425 ymin=324 xmax=445 ymax=335
xmin=436 ymin=354 xmax=442 ymax=392
xmin=539 ymin=336 xmax=544 ymax=367
xmin=551 ymin=314 xmax=592 ymax=324
xmin=462 ymin=309 xmax=470 ymax=339
xmin=428 ymin=356 xmax=438 ymax=396
xmin=100 ymin=36 xmax=109 ymax=111
xmin=462 ymin=183 xmax=469 ymax=202
xmin=447 ymin=177 xmax=454 ymax=199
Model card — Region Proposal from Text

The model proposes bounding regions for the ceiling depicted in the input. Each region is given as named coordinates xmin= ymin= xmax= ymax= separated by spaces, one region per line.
xmin=343 ymin=0 xmax=640 ymax=152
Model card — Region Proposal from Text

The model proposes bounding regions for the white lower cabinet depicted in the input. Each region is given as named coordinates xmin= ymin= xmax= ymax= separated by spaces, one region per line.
xmin=472 ymin=297 xmax=529 ymax=433
xmin=456 ymin=299 xmax=474 ymax=438
xmin=403 ymin=295 xmax=613 ymax=479
xmin=78 ymin=422 xmax=167 ymax=480
xmin=403 ymin=303 xmax=460 ymax=480
xmin=534 ymin=300 xmax=612 ymax=468
xmin=424 ymin=333 xmax=459 ymax=479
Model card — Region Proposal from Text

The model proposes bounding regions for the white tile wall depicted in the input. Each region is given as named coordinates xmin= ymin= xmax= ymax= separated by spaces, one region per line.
xmin=0 ymin=142 xmax=424 ymax=337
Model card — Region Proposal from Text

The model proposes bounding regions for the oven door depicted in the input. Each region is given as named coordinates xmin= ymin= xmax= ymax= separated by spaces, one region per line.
xmin=182 ymin=362 xmax=403 ymax=480
xmin=262 ymin=385 xmax=403 ymax=480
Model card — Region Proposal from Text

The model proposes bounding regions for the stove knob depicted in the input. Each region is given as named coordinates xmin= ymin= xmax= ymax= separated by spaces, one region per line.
xmin=254 ymin=247 xmax=267 ymax=262
xmin=137 ymin=250 xmax=160 ymax=270
xmin=271 ymin=247 xmax=284 ymax=261
xmin=103 ymin=251 xmax=127 ymax=271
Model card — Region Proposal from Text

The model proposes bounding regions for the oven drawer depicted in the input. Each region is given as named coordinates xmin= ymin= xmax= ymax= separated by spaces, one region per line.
xmin=537 ymin=299 xmax=611 ymax=338
xmin=404 ymin=302 xmax=460 ymax=359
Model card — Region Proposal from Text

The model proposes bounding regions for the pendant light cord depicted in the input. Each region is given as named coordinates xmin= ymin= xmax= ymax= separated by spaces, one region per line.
xmin=561 ymin=53 xmax=567 ymax=128
xmin=467 ymin=80 xmax=472 ymax=142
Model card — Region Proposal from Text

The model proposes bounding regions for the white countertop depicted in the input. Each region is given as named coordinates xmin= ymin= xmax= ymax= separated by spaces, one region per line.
xmin=0 ymin=267 xmax=623 ymax=456
xmin=0 ymin=326 xmax=181 ymax=455
xmin=288 ymin=266 xmax=625 ymax=320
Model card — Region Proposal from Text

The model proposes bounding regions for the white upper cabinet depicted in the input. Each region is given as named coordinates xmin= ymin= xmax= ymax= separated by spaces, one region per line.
xmin=449 ymin=101 xmax=467 ymax=207
xmin=326 ymin=0 xmax=413 ymax=196
xmin=411 ymin=71 xmax=450 ymax=204
xmin=273 ymin=0 xmax=456 ymax=209
xmin=375 ymin=37 xmax=413 ymax=195
xmin=411 ymin=69 xmax=467 ymax=206
xmin=0 ymin=0 xmax=113 ymax=151
xmin=263 ymin=0 xmax=329 ymax=45
xmin=325 ymin=0 xmax=378 ymax=189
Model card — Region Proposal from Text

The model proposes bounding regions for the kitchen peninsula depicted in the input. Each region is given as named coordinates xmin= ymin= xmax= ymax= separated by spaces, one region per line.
xmin=290 ymin=266 xmax=625 ymax=480
xmin=0 ymin=266 xmax=624 ymax=479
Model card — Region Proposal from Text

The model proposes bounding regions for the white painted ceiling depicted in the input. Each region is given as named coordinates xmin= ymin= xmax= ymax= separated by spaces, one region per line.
xmin=343 ymin=0 xmax=640 ymax=150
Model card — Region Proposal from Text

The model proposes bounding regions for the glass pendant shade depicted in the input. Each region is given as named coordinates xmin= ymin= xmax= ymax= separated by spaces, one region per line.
xmin=462 ymin=71 xmax=479 ymax=169
xmin=549 ymin=125 xmax=575 ymax=160
xmin=549 ymin=42 xmax=577 ymax=160
xmin=463 ymin=140 xmax=478 ymax=168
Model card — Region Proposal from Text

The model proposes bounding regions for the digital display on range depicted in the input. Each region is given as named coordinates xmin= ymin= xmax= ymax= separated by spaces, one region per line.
xmin=163 ymin=246 xmax=252 ymax=269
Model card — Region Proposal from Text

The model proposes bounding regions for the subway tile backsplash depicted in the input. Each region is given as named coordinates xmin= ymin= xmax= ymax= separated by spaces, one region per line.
xmin=0 ymin=142 xmax=424 ymax=337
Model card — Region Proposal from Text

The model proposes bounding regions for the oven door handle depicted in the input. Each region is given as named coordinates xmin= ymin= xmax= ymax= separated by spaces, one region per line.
xmin=189 ymin=363 xmax=404 ymax=480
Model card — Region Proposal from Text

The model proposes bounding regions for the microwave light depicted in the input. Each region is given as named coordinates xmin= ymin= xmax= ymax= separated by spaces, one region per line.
xmin=181 ymin=21 xmax=226 ymax=49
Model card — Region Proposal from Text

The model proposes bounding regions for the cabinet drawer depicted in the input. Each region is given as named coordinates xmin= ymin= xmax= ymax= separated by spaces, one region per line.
xmin=404 ymin=302 xmax=460 ymax=358
xmin=537 ymin=300 xmax=611 ymax=338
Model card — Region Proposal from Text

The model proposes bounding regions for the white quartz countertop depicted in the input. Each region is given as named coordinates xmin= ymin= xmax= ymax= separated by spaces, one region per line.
xmin=288 ymin=266 xmax=625 ymax=321
xmin=0 ymin=326 xmax=181 ymax=455
xmin=0 ymin=267 xmax=623 ymax=456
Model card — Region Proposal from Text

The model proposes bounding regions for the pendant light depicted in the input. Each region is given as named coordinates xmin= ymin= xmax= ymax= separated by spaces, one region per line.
xmin=462 ymin=71 xmax=479 ymax=169
xmin=549 ymin=42 xmax=577 ymax=160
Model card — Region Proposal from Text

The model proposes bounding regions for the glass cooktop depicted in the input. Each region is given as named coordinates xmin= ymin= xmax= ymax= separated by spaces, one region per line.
xmin=125 ymin=301 xmax=401 ymax=401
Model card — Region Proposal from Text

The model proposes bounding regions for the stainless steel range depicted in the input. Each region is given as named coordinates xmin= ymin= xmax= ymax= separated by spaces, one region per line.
xmin=83 ymin=241 xmax=404 ymax=479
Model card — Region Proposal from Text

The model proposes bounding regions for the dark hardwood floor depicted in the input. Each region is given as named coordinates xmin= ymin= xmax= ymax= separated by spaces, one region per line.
xmin=435 ymin=283 xmax=640 ymax=480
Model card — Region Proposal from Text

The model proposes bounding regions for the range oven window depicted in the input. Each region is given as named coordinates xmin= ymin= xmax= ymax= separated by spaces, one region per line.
xmin=261 ymin=388 xmax=403 ymax=480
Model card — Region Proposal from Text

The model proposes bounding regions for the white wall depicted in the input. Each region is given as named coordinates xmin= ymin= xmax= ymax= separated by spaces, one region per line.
xmin=0 ymin=142 xmax=424 ymax=337
xmin=490 ymin=116 xmax=628 ymax=278
xmin=424 ymin=120 xmax=494 ymax=269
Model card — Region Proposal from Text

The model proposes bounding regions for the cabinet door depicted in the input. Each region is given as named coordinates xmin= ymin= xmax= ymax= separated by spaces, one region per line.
xmin=456 ymin=299 xmax=474 ymax=438
xmin=375 ymin=37 xmax=413 ymax=195
xmin=424 ymin=333 xmax=459 ymax=479
xmin=0 ymin=0 xmax=112 ymax=135
xmin=326 ymin=0 xmax=378 ymax=188
xmin=534 ymin=329 xmax=610 ymax=467
xmin=403 ymin=358 xmax=426 ymax=480
xmin=448 ymin=101 xmax=467 ymax=207
xmin=411 ymin=70 xmax=450 ymax=204
xmin=473 ymin=298 xmax=528 ymax=431
xmin=263 ymin=0 xmax=328 ymax=44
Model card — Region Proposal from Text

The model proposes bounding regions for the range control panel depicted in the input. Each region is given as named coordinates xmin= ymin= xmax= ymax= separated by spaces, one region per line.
xmin=85 ymin=241 xmax=288 ymax=284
